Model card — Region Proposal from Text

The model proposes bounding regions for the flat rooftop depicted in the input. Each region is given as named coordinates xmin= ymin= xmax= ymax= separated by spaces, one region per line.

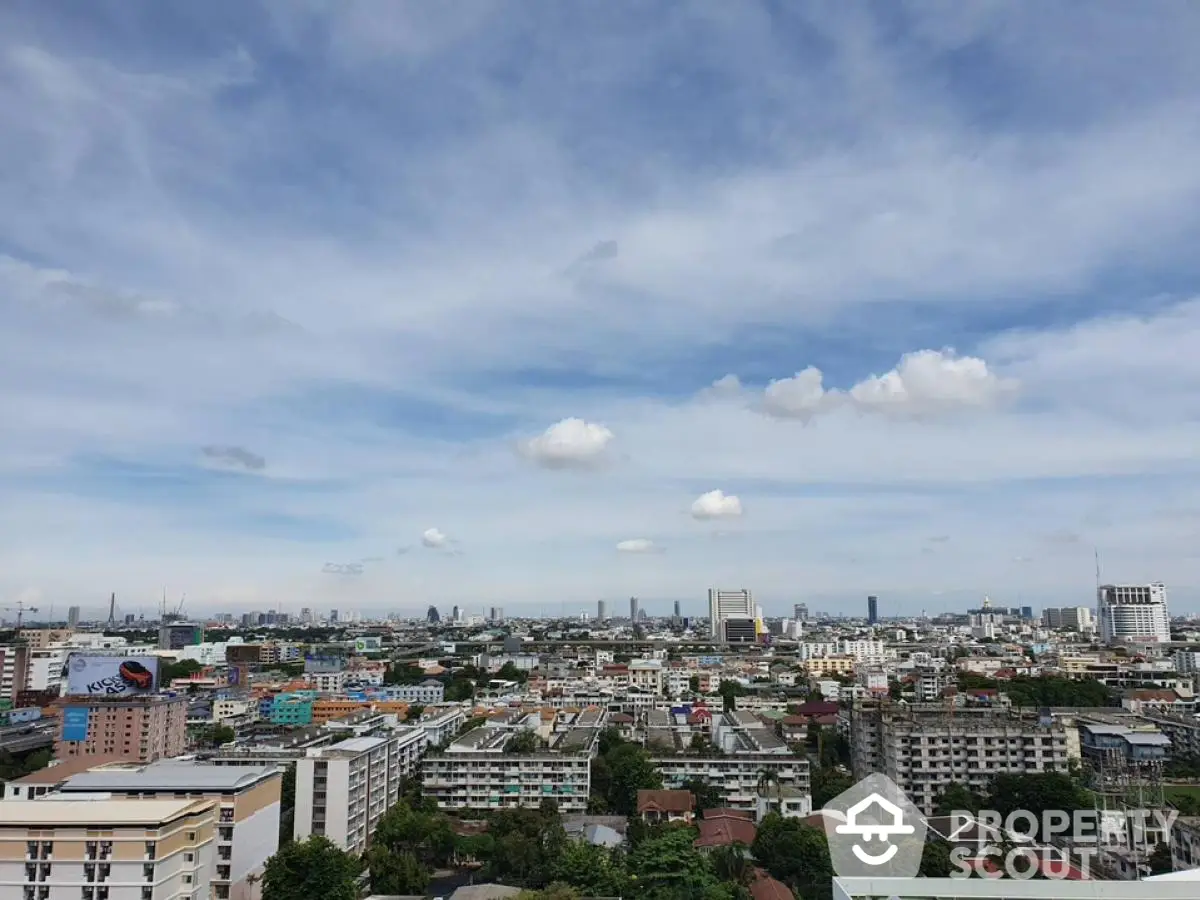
xmin=0 ymin=798 xmax=213 ymax=826
xmin=60 ymin=760 xmax=278 ymax=792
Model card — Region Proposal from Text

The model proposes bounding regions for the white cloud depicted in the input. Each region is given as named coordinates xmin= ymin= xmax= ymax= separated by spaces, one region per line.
xmin=520 ymin=418 xmax=614 ymax=469
xmin=691 ymin=489 xmax=744 ymax=520
xmin=616 ymin=538 xmax=658 ymax=553
xmin=763 ymin=367 xmax=838 ymax=420
xmin=421 ymin=527 xmax=450 ymax=549
xmin=848 ymin=349 xmax=1017 ymax=416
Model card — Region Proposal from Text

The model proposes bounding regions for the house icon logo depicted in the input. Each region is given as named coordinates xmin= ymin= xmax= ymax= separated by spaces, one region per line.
xmin=822 ymin=773 xmax=927 ymax=878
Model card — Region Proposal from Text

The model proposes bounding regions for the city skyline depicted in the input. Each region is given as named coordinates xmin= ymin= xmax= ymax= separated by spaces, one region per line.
xmin=3 ymin=4 xmax=1200 ymax=613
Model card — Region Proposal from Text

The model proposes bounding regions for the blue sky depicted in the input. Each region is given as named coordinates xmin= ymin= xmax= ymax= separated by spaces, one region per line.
xmin=2 ymin=1 xmax=1200 ymax=619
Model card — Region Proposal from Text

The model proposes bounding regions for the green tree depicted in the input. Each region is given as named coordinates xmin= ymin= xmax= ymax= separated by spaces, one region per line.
xmin=919 ymin=839 xmax=954 ymax=877
xmin=406 ymin=704 xmax=426 ymax=721
xmin=689 ymin=675 xmax=701 ymax=693
xmin=682 ymin=777 xmax=726 ymax=813
xmin=810 ymin=766 xmax=854 ymax=810
xmin=710 ymin=843 xmax=753 ymax=885
xmin=497 ymin=661 xmax=529 ymax=683
xmin=718 ymin=680 xmax=744 ymax=712
xmin=445 ymin=678 xmax=475 ymax=702
xmin=1149 ymin=841 xmax=1173 ymax=875
xmin=159 ymin=658 xmax=203 ymax=683
xmin=277 ymin=764 xmax=296 ymax=847
xmin=628 ymin=827 xmax=731 ymax=900
xmin=506 ymin=730 xmax=545 ymax=754
xmin=985 ymin=772 xmax=1091 ymax=823
xmin=550 ymin=840 xmax=628 ymax=896
xmin=367 ymin=848 xmax=429 ymax=895
xmin=484 ymin=804 xmax=567 ymax=887
xmin=752 ymin=813 xmax=833 ymax=896
xmin=261 ymin=835 xmax=361 ymax=900
xmin=933 ymin=783 xmax=984 ymax=819
xmin=200 ymin=724 xmax=236 ymax=747
xmin=604 ymin=742 xmax=663 ymax=815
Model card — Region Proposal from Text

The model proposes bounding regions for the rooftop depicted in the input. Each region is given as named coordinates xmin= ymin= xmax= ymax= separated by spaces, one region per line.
xmin=60 ymin=760 xmax=279 ymax=792
xmin=0 ymin=798 xmax=213 ymax=825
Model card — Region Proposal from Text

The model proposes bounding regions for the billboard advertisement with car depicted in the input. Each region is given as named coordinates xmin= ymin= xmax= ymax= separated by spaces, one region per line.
xmin=65 ymin=654 xmax=160 ymax=696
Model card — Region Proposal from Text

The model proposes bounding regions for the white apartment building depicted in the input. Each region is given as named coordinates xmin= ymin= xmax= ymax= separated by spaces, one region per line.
xmin=381 ymin=681 xmax=445 ymax=703
xmin=308 ymin=670 xmax=347 ymax=693
xmin=294 ymin=735 xmax=402 ymax=855
xmin=708 ymin=589 xmax=754 ymax=638
xmin=1099 ymin=583 xmax=1170 ymax=644
xmin=629 ymin=660 xmax=664 ymax=694
xmin=1174 ymin=650 xmax=1200 ymax=674
xmin=0 ymin=797 xmax=215 ymax=900
xmin=801 ymin=640 xmax=888 ymax=664
xmin=1043 ymin=607 xmax=1095 ymax=632
xmin=654 ymin=754 xmax=811 ymax=816
xmin=418 ymin=707 xmax=467 ymax=746
xmin=850 ymin=704 xmax=1073 ymax=815
xmin=421 ymin=726 xmax=591 ymax=812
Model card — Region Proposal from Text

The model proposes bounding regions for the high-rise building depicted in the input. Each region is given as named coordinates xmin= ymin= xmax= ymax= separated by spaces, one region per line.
xmin=489 ymin=607 xmax=504 ymax=623
xmin=55 ymin=695 xmax=189 ymax=764
xmin=427 ymin=605 xmax=440 ymax=624
xmin=597 ymin=599 xmax=608 ymax=622
xmin=300 ymin=606 xmax=312 ymax=623
xmin=66 ymin=606 xmax=80 ymax=629
xmin=294 ymin=735 xmax=404 ymax=855
xmin=1098 ymin=582 xmax=1170 ymax=643
xmin=867 ymin=595 xmax=879 ymax=625
xmin=1043 ymin=607 xmax=1094 ymax=631
xmin=0 ymin=797 xmax=217 ymax=900
xmin=629 ymin=596 xmax=639 ymax=621
xmin=0 ymin=644 xmax=30 ymax=703
xmin=673 ymin=600 xmax=681 ymax=619
xmin=708 ymin=589 xmax=754 ymax=638
xmin=329 ymin=608 xmax=339 ymax=622
xmin=793 ymin=604 xmax=808 ymax=622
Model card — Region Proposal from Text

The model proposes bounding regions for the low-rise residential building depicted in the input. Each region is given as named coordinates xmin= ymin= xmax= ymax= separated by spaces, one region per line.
xmin=52 ymin=760 xmax=281 ymax=900
xmin=637 ymin=789 xmax=695 ymax=824
xmin=421 ymin=726 xmax=591 ymax=813
xmin=653 ymin=754 xmax=811 ymax=817
xmin=382 ymin=680 xmax=446 ymax=704
xmin=0 ymin=797 xmax=215 ymax=900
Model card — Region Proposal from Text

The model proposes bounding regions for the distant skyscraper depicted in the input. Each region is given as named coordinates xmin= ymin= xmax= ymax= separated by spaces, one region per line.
xmin=330 ymin=609 xmax=339 ymax=622
xmin=299 ymin=607 xmax=312 ymax=624
xmin=67 ymin=606 xmax=80 ymax=629
xmin=629 ymin=596 xmax=638 ymax=621
xmin=708 ymin=589 xmax=754 ymax=638
xmin=1020 ymin=606 xmax=1033 ymax=620
xmin=598 ymin=599 xmax=608 ymax=622
xmin=673 ymin=600 xmax=681 ymax=619
xmin=426 ymin=605 xmax=440 ymax=624
xmin=489 ymin=607 xmax=503 ymax=623
xmin=867 ymin=595 xmax=879 ymax=625
xmin=1098 ymin=583 xmax=1169 ymax=643
xmin=793 ymin=604 xmax=808 ymax=622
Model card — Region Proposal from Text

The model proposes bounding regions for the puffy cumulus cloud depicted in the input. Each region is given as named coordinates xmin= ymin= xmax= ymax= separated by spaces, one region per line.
xmin=753 ymin=351 xmax=1014 ymax=421
xmin=691 ymin=489 xmax=743 ymax=520
xmin=849 ymin=350 xmax=1017 ymax=416
xmin=520 ymin=418 xmax=614 ymax=469
xmin=421 ymin=527 xmax=450 ymax=549
xmin=616 ymin=538 xmax=659 ymax=553
xmin=763 ymin=367 xmax=838 ymax=421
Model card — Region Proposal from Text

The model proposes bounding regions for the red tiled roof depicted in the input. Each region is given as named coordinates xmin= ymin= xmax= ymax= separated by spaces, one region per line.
xmin=749 ymin=874 xmax=793 ymax=900
xmin=694 ymin=814 xmax=758 ymax=847
xmin=637 ymin=789 xmax=695 ymax=813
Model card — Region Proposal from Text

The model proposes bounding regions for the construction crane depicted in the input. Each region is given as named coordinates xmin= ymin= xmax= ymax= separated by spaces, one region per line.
xmin=2 ymin=600 xmax=39 ymax=628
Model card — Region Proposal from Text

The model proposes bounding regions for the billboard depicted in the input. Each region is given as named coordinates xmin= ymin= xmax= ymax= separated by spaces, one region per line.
xmin=353 ymin=637 xmax=382 ymax=653
xmin=62 ymin=706 xmax=91 ymax=741
xmin=65 ymin=654 xmax=160 ymax=696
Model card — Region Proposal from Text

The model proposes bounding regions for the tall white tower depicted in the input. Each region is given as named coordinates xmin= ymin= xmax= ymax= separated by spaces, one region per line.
xmin=1098 ymin=582 xmax=1169 ymax=643
xmin=708 ymin=588 xmax=754 ymax=638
